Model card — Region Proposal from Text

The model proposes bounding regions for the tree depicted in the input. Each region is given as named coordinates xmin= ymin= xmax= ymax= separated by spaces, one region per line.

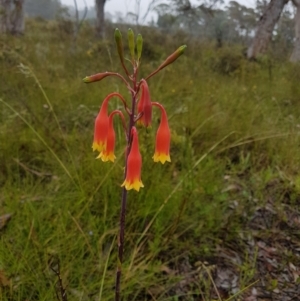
xmin=10 ymin=0 xmax=24 ymax=34
xmin=24 ymin=0 xmax=61 ymax=20
xmin=169 ymin=0 xmax=226 ymax=40
xmin=0 ymin=0 xmax=11 ymax=33
xmin=227 ymin=1 xmax=257 ymax=43
xmin=290 ymin=0 xmax=300 ymax=61
xmin=95 ymin=0 xmax=106 ymax=38
xmin=0 ymin=0 xmax=24 ymax=34
xmin=247 ymin=0 xmax=289 ymax=59
xmin=273 ymin=3 xmax=295 ymax=54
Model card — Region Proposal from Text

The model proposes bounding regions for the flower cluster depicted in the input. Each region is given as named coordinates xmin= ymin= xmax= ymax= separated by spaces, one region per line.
xmin=84 ymin=28 xmax=186 ymax=192
xmin=92 ymin=85 xmax=171 ymax=191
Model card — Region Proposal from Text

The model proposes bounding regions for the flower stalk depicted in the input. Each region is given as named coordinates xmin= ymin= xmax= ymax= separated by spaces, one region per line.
xmin=115 ymin=71 xmax=138 ymax=301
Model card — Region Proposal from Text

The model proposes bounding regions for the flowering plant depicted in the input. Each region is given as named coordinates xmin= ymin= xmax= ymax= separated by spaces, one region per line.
xmin=83 ymin=28 xmax=186 ymax=301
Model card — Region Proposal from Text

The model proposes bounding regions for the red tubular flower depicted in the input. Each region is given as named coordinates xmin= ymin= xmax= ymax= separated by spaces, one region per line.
xmin=121 ymin=127 xmax=144 ymax=191
xmin=97 ymin=110 xmax=126 ymax=162
xmin=93 ymin=93 xmax=126 ymax=153
xmin=93 ymin=98 xmax=109 ymax=153
xmin=137 ymin=79 xmax=152 ymax=127
xmin=97 ymin=112 xmax=117 ymax=162
xmin=152 ymin=102 xmax=171 ymax=164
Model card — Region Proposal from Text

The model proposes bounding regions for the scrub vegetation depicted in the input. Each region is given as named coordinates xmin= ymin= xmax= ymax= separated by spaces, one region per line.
xmin=1 ymin=20 xmax=300 ymax=300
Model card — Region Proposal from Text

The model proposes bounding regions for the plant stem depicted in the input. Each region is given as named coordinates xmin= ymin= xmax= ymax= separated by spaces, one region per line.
xmin=115 ymin=187 xmax=127 ymax=301
xmin=114 ymin=71 xmax=138 ymax=301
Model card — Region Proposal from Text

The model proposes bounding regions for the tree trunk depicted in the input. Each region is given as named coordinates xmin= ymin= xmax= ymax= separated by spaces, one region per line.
xmin=290 ymin=0 xmax=300 ymax=62
xmin=0 ymin=0 xmax=24 ymax=34
xmin=247 ymin=0 xmax=289 ymax=59
xmin=10 ymin=0 xmax=24 ymax=35
xmin=95 ymin=0 xmax=106 ymax=39
xmin=0 ymin=0 xmax=11 ymax=34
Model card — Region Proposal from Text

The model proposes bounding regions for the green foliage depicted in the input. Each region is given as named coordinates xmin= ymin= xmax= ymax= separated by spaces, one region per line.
xmin=1 ymin=20 xmax=300 ymax=300
xmin=206 ymin=46 xmax=245 ymax=75
xmin=157 ymin=0 xmax=295 ymax=56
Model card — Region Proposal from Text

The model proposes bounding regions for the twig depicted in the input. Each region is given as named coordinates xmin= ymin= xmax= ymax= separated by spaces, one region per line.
xmin=51 ymin=261 xmax=68 ymax=301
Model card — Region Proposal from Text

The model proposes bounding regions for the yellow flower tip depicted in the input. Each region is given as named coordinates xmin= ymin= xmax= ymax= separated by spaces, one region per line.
xmin=136 ymin=119 xmax=143 ymax=126
xmin=153 ymin=153 xmax=171 ymax=164
xmin=121 ymin=179 xmax=144 ymax=192
xmin=109 ymin=154 xmax=116 ymax=162
xmin=83 ymin=76 xmax=92 ymax=83
xmin=178 ymin=45 xmax=187 ymax=54
xmin=92 ymin=142 xmax=106 ymax=152
xmin=97 ymin=152 xmax=116 ymax=162
xmin=137 ymin=122 xmax=152 ymax=129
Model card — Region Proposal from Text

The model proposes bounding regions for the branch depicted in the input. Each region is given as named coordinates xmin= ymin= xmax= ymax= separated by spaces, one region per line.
xmin=73 ymin=0 xmax=79 ymax=26
xmin=78 ymin=0 xmax=88 ymax=30
xmin=292 ymin=0 xmax=300 ymax=7
xmin=141 ymin=0 xmax=163 ymax=24
xmin=51 ymin=261 xmax=68 ymax=301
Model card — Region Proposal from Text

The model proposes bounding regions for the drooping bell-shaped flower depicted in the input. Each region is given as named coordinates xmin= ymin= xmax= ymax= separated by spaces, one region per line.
xmin=93 ymin=97 xmax=109 ymax=153
xmin=137 ymin=79 xmax=152 ymax=127
xmin=121 ymin=127 xmax=144 ymax=191
xmin=93 ymin=92 xmax=125 ymax=154
xmin=97 ymin=112 xmax=117 ymax=162
xmin=152 ymin=103 xmax=171 ymax=164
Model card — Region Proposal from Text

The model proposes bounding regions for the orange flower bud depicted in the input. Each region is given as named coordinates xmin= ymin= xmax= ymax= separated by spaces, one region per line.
xmin=121 ymin=127 xmax=144 ymax=191
xmin=157 ymin=45 xmax=187 ymax=71
xmin=137 ymin=79 xmax=152 ymax=127
xmin=145 ymin=45 xmax=187 ymax=80
xmin=97 ymin=112 xmax=117 ymax=162
xmin=83 ymin=72 xmax=111 ymax=83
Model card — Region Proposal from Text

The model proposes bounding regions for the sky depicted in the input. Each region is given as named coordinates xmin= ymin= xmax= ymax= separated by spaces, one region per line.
xmin=60 ymin=0 xmax=256 ymax=24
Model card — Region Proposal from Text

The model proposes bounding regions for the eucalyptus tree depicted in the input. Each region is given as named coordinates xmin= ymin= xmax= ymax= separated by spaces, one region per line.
xmin=0 ymin=0 xmax=11 ymax=33
xmin=0 ymin=0 xmax=24 ymax=34
xmin=169 ymin=0 xmax=227 ymax=41
xmin=290 ymin=0 xmax=300 ymax=61
xmin=247 ymin=0 xmax=300 ymax=62
xmin=226 ymin=1 xmax=257 ymax=43
xmin=95 ymin=0 xmax=106 ymax=38
xmin=274 ymin=3 xmax=295 ymax=51
xmin=247 ymin=0 xmax=289 ymax=59
xmin=24 ymin=0 xmax=61 ymax=19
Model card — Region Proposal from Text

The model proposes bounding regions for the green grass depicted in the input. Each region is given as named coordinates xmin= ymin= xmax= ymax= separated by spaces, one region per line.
xmin=1 ymin=20 xmax=300 ymax=300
